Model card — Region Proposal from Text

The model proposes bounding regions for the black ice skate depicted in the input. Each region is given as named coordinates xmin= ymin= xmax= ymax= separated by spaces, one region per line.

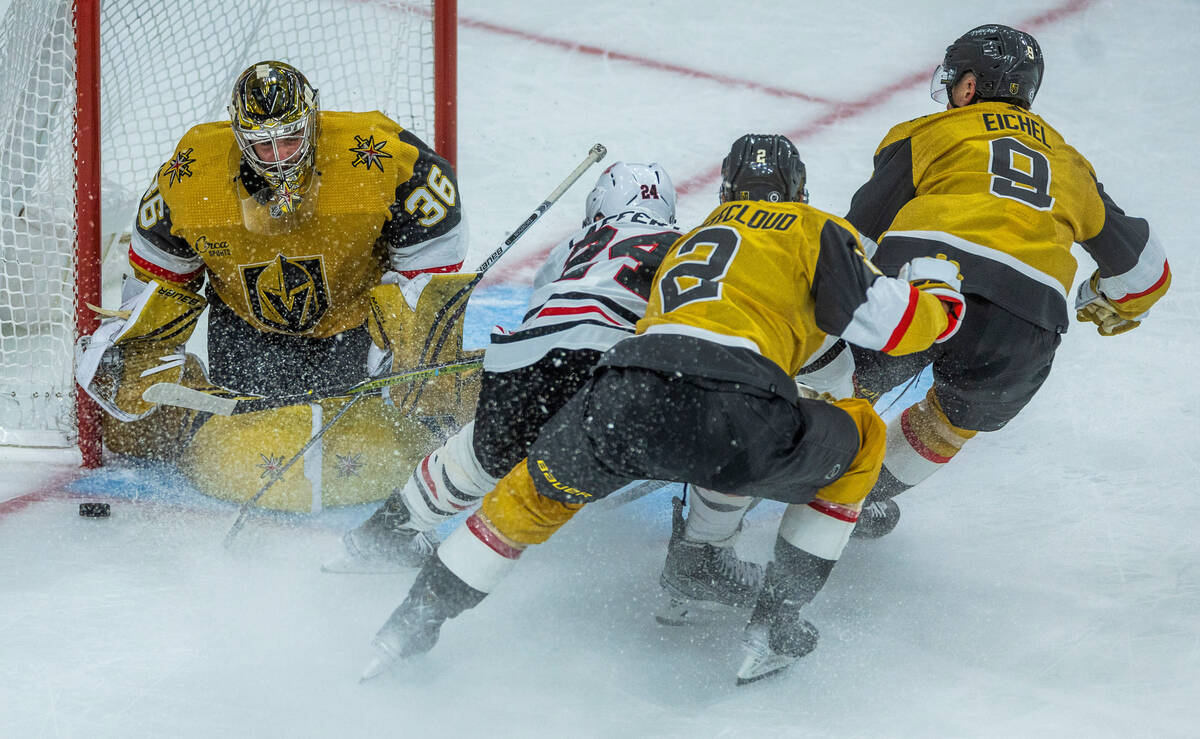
xmin=656 ymin=497 xmax=764 ymax=625
xmin=323 ymin=490 xmax=436 ymax=574
xmin=735 ymin=612 xmax=819 ymax=686
xmin=359 ymin=557 xmax=487 ymax=681
xmin=851 ymin=498 xmax=900 ymax=540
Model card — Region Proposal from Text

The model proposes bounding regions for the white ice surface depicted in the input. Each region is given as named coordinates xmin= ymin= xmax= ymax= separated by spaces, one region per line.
xmin=2 ymin=1 xmax=1199 ymax=737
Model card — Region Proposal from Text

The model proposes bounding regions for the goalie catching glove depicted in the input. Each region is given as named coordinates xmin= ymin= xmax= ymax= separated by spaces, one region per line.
xmin=75 ymin=279 xmax=207 ymax=421
xmin=897 ymin=254 xmax=966 ymax=343
xmin=1075 ymin=271 xmax=1144 ymax=336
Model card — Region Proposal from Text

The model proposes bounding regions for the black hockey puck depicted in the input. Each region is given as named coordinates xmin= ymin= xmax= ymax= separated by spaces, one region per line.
xmin=78 ymin=502 xmax=111 ymax=518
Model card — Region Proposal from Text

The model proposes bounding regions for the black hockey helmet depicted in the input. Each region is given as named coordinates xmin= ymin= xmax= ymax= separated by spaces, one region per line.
xmin=933 ymin=24 xmax=1044 ymax=109
xmin=719 ymin=134 xmax=808 ymax=204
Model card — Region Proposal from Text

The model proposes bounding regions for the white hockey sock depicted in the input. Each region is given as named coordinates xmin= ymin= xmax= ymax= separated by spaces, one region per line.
xmin=683 ymin=484 xmax=754 ymax=546
xmin=778 ymin=499 xmax=858 ymax=561
xmin=881 ymin=392 xmax=975 ymax=492
xmin=400 ymin=421 xmax=501 ymax=531
xmin=436 ymin=513 xmax=522 ymax=593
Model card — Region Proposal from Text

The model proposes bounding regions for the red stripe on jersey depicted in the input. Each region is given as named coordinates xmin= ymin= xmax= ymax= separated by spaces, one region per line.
xmin=807 ymin=498 xmax=859 ymax=523
xmin=1114 ymin=260 xmax=1170 ymax=303
xmin=397 ymin=261 xmax=464 ymax=280
xmin=465 ymin=513 xmax=523 ymax=560
xmin=899 ymin=408 xmax=952 ymax=463
xmin=129 ymin=250 xmax=202 ymax=284
xmin=882 ymin=285 xmax=920 ymax=353
xmin=534 ymin=304 xmax=623 ymax=326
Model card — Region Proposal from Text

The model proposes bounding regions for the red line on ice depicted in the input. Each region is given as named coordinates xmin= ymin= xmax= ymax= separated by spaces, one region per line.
xmin=0 ymin=470 xmax=84 ymax=520
xmin=479 ymin=0 xmax=1096 ymax=282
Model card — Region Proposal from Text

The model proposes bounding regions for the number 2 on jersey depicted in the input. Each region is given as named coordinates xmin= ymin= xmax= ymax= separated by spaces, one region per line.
xmin=658 ymin=226 xmax=741 ymax=312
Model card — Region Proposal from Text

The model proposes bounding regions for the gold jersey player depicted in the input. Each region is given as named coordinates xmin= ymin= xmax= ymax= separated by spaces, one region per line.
xmin=74 ymin=61 xmax=472 ymax=507
xmin=359 ymin=135 xmax=968 ymax=685
xmin=843 ymin=25 xmax=1172 ymax=538
xmin=79 ymin=60 xmax=465 ymax=407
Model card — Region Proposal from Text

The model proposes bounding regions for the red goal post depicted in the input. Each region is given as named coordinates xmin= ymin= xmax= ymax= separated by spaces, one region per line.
xmin=0 ymin=0 xmax=457 ymax=467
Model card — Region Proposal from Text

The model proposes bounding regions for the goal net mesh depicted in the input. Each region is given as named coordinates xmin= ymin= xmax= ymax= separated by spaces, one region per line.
xmin=0 ymin=0 xmax=439 ymax=448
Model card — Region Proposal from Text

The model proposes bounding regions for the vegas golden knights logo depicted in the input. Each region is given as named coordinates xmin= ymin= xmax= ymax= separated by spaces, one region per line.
xmin=242 ymin=254 xmax=330 ymax=332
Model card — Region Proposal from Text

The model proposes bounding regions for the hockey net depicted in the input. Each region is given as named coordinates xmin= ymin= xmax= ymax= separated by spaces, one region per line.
xmin=0 ymin=0 xmax=455 ymax=462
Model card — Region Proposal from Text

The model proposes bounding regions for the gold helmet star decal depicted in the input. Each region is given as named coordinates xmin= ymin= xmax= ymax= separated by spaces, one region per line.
xmin=349 ymin=134 xmax=392 ymax=172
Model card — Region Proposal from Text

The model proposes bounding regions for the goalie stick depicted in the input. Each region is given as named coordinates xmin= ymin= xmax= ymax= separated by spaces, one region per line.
xmin=221 ymin=144 xmax=608 ymax=547
xmin=143 ymin=356 xmax=483 ymax=416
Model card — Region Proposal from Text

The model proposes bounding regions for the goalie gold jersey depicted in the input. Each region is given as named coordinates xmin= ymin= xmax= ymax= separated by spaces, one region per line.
xmin=129 ymin=110 xmax=466 ymax=338
xmin=846 ymin=101 xmax=1171 ymax=332
xmin=631 ymin=198 xmax=956 ymax=393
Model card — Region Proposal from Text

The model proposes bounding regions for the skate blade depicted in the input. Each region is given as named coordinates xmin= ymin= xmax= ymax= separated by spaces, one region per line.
xmin=735 ymin=665 xmax=790 ymax=686
xmin=735 ymin=653 xmax=796 ymax=686
xmin=654 ymin=596 xmax=737 ymax=626
xmin=359 ymin=639 xmax=404 ymax=683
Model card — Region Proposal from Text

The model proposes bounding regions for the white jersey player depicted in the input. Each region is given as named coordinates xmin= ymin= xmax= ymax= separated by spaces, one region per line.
xmin=325 ymin=162 xmax=682 ymax=572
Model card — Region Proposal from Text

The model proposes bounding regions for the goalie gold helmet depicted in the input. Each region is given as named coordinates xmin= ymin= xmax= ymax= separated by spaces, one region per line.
xmin=229 ymin=61 xmax=320 ymax=216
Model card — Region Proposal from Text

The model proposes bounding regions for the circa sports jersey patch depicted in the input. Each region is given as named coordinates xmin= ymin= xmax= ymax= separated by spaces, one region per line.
xmin=162 ymin=148 xmax=196 ymax=186
xmin=349 ymin=134 xmax=393 ymax=172
xmin=241 ymin=253 xmax=331 ymax=333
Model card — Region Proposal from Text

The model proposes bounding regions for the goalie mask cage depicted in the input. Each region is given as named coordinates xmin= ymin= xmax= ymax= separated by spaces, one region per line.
xmin=0 ymin=0 xmax=456 ymax=466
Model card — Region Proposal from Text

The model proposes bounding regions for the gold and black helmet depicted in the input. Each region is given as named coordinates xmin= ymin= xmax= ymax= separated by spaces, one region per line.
xmin=229 ymin=61 xmax=320 ymax=215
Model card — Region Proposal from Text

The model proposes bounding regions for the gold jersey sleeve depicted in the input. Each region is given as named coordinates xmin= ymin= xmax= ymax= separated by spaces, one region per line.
xmin=639 ymin=200 xmax=952 ymax=379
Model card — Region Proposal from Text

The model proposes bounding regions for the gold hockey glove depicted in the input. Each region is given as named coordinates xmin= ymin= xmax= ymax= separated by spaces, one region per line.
xmin=1075 ymin=272 xmax=1142 ymax=336
xmin=75 ymin=279 xmax=207 ymax=421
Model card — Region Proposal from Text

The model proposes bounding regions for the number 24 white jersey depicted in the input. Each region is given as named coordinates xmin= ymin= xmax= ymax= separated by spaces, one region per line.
xmin=484 ymin=209 xmax=681 ymax=372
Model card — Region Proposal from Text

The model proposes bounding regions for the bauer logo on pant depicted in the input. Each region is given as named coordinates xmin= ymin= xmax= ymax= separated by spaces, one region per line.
xmin=535 ymin=459 xmax=593 ymax=499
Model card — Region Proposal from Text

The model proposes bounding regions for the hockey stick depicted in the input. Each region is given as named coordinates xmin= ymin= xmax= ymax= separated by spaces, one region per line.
xmin=590 ymin=479 xmax=675 ymax=511
xmin=143 ymin=356 xmax=483 ymax=416
xmin=221 ymin=397 xmax=362 ymax=547
xmin=473 ymin=143 xmax=606 ymax=274
xmin=221 ymin=144 xmax=608 ymax=546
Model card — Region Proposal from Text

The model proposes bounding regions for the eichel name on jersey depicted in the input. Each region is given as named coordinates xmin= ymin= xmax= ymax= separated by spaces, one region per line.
xmin=484 ymin=209 xmax=681 ymax=374
xmin=846 ymin=102 xmax=1171 ymax=333
xmin=129 ymin=110 xmax=466 ymax=339
xmin=621 ymin=198 xmax=955 ymax=403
